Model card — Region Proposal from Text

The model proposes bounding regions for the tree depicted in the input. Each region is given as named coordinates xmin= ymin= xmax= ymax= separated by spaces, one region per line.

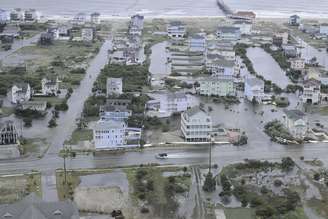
xmin=23 ymin=118 xmax=32 ymax=127
xmin=48 ymin=118 xmax=57 ymax=128
xmin=251 ymin=96 xmax=258 ymax=106
xmin=314 ymin=172 xmax=321 ymax=181
xmin=203 ymin=172 xmax=216 ymax=192
xmin=76 ymin=117 xmax=87 ymax=130
xmin=220 ymin=174 xmax=231 ymax=193
xmin=281 ymin=157 xmax=295 ymax=171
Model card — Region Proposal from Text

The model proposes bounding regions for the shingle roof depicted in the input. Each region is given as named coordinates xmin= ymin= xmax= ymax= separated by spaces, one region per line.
xmin=13 ymin=83 xmax=29 ymax=93
xmin=167 ymin=92 xmax=187 ymax=100
xmin=217 ymin=26 xmax=240 ymax=33
xmin=245 ymin=77 xmax=264 ymax=87
xmin=185 ymin=106 xmax=207 ymax=117
xmin=169 ymin=21 xmax=184 ymax=26
xmin=0 ymin=193 xmax=79 ymax=219
xmin=95 ymin=119 xmax=126 ymax=130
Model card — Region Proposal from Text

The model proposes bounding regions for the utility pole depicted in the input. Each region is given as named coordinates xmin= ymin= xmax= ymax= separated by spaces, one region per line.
xmin=62 ymin=146 xmax=72 ymax=185
xmin=208 ymin=134 xmax=213 ymax=173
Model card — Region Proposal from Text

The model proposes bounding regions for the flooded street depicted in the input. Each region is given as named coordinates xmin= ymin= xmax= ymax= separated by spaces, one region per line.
xmin=247 ymin=47 xmax=291 ymax=88
xmin=45 ymin=39 xmax=112 ymax=156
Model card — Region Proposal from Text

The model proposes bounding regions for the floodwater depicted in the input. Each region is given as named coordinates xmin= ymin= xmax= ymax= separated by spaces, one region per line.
xmin=45 ymin=39 xmax=112 ymax=156
xmin=1 ymin=0 xmax=328 ymax=18
xmin=297 ymin=37 xmax=328 ymax=71
xmin=149 ymin=41 xmax=171 ymax=83
xmin=246 ymin=47 xmax=291 ymax=89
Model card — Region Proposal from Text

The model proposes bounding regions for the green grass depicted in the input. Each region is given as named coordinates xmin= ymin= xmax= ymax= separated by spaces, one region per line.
xmin=65 ymin=129 xmax=93 ymax=145
xmin=0 ymin=107 xmax=15 ymax=117
xmin=32 ymin=96 xmax=64 ymax=105
xmin=6 ymin=40 xmax=102 ymax=89
xmin=319 ymin=106 xmax=328 ymax=116
xmin=224 ymin=208 xmax=256 ymax=219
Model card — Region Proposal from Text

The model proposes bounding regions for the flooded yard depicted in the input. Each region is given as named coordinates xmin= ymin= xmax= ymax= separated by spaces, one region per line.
xmin=297 ymin=37 xmax=328 ymax=71
xmin=247 ymin=47 xmax=290 ymax=89
xmin=149 ymin=41 xmax=171 ymax=87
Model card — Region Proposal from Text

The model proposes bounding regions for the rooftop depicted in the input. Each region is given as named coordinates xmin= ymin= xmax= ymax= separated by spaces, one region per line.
xmin=245 ymin=77 xmax=264 ymax=87
xmin=217 ymin=26 xmax=240 ymax=33
xmin=12 ymin=82 xmax=29 ymax=93
xmin=95 ymin=119 xmax=126 ymax=130
xmin=185 ymin=106 xmax=208 ymax=117
xmin=0 ymin=193 xmax=79 ymax=219
xmin=167 ymin=92 xmax=187 ymax=100
xmin=169 ymin=21 xmax=185 ymax=26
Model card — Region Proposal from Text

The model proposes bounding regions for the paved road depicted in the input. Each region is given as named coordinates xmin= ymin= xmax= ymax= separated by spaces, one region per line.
xmin=0 ymin=34 xmax=41 ymax=61
xmin=0 ymin=139 xmax=328 ymax=175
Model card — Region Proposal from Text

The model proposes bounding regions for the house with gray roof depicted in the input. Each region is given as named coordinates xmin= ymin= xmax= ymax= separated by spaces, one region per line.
xmin=283 ymin=109 xmax=308 ymax=139
xmin=10 ymin=83 xmax=31 ymax=104
xmin=216 ymin=26 xmax=241 ymax=41
xmin=93 ymin=119 xmax=127 ymax=149
xmin=0 ymin=9 xmax=8 ymax=24
xmin=181 ymin=106 xmax=212 ymax=142
xmin=0 ymin=193 xmax=79 ymax=219
xmin=146 ymin=92 xmax=190 ymax=117
xmin=90 ymin=12 xmax=100 ymax=24
xmin=289 ymin=15 xmax=301 ymax=26
xmin=188 ymin=34 xmax=206 ymax=52
xmin=129 ymin=14 xmax=144 ymax=36
xmin=167 ymin=21 xmax=186 ymax=39
xmin=106 ymin=77 xmax=123 ymax=96
xmin=244 ymin=77 xmax=264 ymax=102
xmin=0 ymin=120 xmax=18 ymax=145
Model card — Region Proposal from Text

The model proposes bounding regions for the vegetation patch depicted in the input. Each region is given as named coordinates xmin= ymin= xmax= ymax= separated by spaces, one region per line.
xmin=125 ymin=166 xmax=191 ymax=218
xmin=94 ymin=64 xmax=150 ymax=93
xmin=0 ymin=172 xmax=41 ymax=204
xmin=264 ymin=120 xmax=296 ymax=143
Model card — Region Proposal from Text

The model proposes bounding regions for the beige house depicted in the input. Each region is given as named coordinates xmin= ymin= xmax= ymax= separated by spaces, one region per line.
xmin=290 ymin=57 xmax=305 ymax=70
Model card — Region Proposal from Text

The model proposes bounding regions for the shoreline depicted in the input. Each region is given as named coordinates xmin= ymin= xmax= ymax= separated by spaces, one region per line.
xmin=42 ymin=15 xmax=328 ymax=21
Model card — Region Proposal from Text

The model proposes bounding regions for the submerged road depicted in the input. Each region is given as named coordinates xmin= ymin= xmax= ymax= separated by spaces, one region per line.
xmin=45 ymin=38 xmax=112 ymax=156
xmin=0 ymin=140 xmax=328 ymax=175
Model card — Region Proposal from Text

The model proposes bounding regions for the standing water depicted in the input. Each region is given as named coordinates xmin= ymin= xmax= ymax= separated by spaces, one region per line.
xmin=247 ymin=47 xmax=291 ymax=89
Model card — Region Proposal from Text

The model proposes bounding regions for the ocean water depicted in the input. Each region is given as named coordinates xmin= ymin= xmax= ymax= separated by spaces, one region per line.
xmin=0 ymin=0 xmax=327 ymax=18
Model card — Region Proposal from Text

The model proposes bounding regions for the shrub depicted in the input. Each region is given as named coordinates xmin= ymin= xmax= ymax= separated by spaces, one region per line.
xmin=140 ymin=207 xmax=150 ymax=214
xmin=313 ymin=172 xmax=321 ymax=181
xmin=23 ymin=118 xmax=32 ymax=127
xmin=55 ymin=102 xmax=69 ymax=111
xmin=274 ymin=179 xmax=283 ymax=187
xmin=281 ymin=157 xmax=295 ymax=171
xmin=203 ymin=172 xmax=216 ymax=192
xmin=48 ymin=118 xmax=57 ymax=128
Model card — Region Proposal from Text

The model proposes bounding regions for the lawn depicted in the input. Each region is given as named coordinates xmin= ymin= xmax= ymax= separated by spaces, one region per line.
xmin=65 ymin=128 xmax=93 ymax=145
xmin=1 ymin=40 xmax=102 ymax=92
xmin=32 ymin=96 xmax=65 ymax=105
xmin=0 ymin=172 xmax=42 ymax=204
xmin=224 ymin=208 xmax=256 ymax=219
xmin=0 ymin=106 xmax=15 ymax=117
xmin=319 ymin=106 xmax=328 ymax=116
